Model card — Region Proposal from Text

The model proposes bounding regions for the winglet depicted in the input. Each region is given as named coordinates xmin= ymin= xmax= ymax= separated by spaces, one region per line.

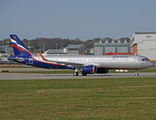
xmin=82 ymin=53 xmax=84 ymax=55
xmin=150 ymin=60 xmax=156 ymax=63
xmin=39 ymin=52 xmax=46 ymax=60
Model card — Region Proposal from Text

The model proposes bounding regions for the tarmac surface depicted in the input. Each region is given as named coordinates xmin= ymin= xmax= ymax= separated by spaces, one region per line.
xmin=0 ymin=68 xmax=156 ymax=80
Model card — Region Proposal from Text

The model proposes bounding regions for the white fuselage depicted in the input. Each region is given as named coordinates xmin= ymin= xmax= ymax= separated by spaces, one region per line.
xmin=33 ymin=55 xmax=155 ymax=70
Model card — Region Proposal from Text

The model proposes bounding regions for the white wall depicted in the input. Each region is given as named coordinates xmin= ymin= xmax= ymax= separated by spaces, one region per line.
xmin=138 ymin=40 xmax=156 ymax=49
xmin=131 ymin=33 xmax=156 ymax=46
xmin=138 ymin=49 xmax=156 ymax=60
xmin=118 ymin=47 xmax=128 ymax=53
xmin=94 ymin=47 xmax=103 ymax=55
xmin=131 ymin=33 xmax=156 ymax=60
xmin=137 ymin=40 xmax=156 ymax=60
xmin=105 ymin=47 xmax=115 ymax=53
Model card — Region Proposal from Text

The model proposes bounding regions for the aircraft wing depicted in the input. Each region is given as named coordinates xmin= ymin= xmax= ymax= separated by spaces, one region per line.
xmin=39 ymin=52 xmax=84 ymax=67
xmin=39 ymin=52 xmax=101 ymax=68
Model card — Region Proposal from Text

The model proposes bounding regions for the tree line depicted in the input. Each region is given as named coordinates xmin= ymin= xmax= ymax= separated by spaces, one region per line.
xmin=0 ymin=37 xmax=130 ymax=53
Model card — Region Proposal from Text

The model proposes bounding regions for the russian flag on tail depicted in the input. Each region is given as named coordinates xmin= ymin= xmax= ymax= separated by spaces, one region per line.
xmin=10 ymin=35 xmax=32 ymax=57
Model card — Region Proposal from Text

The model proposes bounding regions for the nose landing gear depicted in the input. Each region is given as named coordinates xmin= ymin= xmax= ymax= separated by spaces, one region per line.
xmin=135 ymin=70 xmax=139 ymax=76
xmin=73 ymin=72 xmax=78 ymax=76
xmin=73 ymin=68 xmax=79 ymax=76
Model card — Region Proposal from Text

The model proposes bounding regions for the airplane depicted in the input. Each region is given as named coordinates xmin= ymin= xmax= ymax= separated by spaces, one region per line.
xmin=8 ymin=34 xmax=155 ymax=76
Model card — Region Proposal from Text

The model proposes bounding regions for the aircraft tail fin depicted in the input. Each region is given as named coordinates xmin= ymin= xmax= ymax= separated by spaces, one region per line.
xmin=10 ymin=34 xmax=32 ymax=57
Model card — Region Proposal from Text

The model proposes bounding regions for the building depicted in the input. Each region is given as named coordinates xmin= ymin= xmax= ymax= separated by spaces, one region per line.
xmin=131 ymin=32 xmax=156 ymax=61
xmin=0 ymin=41 xmax=13 ymax=62
xmin=66 ymin=44 xmax=86 ymax=55
xmin=85 ymin=48 xmax=94 ymax=55
xmin=0 ymin=42 xmax=13 ymax=55
xmin=44 ymin=48 xmax=67 ymax=55
xmin=94 ymin=38 xmax=132 ymax=55
xmin=44 ymin=44 xmax=87 ymax=55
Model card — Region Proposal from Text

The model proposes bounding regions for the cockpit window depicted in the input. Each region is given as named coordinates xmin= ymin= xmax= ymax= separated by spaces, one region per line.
xmin=142 ymin=58 xmax=150 ymax=61
xmin=146 ymin=58 xmax=150 ymax=61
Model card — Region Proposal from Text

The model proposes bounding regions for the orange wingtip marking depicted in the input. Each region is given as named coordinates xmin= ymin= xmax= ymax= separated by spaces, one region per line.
xmin=150 ymin=60 xmax=156 ymax=63
xmin=14 ymin=37 xmax=16 ymax=38
xmin=39 ymin=52 xmax=45 ymax=60
xmin=82 ymin=53 xmax=84 ymax=55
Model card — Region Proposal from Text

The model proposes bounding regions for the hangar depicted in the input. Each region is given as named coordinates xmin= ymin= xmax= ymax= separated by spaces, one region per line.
xmin=131 ymin=32 xmax=156 ymax=61
xmin=94 ymin=38 xmax=132 ymax=55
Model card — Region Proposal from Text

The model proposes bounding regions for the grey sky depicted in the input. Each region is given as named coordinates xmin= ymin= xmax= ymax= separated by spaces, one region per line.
xmin=1 ymin=0 xmax=156 ymax=41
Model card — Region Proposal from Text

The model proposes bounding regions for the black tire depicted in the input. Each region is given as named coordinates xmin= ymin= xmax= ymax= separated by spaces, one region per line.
xmin=135 ymin=73 xmax=139 ymax=76
xmin=73 ymin=72 xmax=78 ymax=76
xmin=82 ymin=72 xmax=87 ymax=76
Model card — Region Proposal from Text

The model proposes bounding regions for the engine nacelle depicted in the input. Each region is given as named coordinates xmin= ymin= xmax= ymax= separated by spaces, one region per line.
xmin=82 ymin=65 xmax=96 ymax=74
xmin=96 ymin=68 xmax=109 ymax=73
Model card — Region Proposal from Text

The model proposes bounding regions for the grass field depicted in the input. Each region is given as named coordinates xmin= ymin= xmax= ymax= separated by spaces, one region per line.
xmin=0 ymin=78 xmax=156 ymax=120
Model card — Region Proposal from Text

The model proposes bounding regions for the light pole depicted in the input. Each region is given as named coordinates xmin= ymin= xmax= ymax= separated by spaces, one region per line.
xmin=43 ymin=42 xmax=45 ymax=53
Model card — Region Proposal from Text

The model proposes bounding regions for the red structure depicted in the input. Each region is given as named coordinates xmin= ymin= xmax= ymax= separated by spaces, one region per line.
xmin=131 ymin=44 xmax=137 ymax=55
xmin=106 ymin=53 xmax=133 ymax=55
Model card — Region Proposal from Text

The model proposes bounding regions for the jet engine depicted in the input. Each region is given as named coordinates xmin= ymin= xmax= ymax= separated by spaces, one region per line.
xmin=82 ymin=65 xmax=96 ymax=74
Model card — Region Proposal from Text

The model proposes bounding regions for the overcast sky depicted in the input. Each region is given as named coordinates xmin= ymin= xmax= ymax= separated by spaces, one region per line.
xmin=1 ymin=0 xmax=156 ymax=41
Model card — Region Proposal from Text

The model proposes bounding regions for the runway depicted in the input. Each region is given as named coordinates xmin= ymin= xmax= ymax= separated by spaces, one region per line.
xmin=0 ymin=72 xmax=156 ymax=80
xmin=0 ymin=67 xmax=155 ymax=80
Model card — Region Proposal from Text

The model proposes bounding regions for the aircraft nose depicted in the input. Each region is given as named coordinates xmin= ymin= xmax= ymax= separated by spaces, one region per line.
xmin=149 ymin=61 xmax=155 ymax=67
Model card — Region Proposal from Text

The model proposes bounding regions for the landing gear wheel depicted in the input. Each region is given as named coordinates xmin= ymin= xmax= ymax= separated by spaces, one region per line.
xmin=135 ymin=73 xmax=139 ymax=76
xmin=135 ymin=69 xmax=139 ymax=76
xmin=73 ymin=72 xmax=78 ymax=76
xmin=82 ymin=72 xmax=87 ymax=76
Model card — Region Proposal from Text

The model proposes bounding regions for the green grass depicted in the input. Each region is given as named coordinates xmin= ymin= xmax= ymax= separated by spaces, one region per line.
xmin=0 ymin=78 xmax=156 ymax=120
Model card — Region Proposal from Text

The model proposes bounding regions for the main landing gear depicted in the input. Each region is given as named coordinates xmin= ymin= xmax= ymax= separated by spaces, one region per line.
xmin=82 ymin=72 xmax=87 ymax=76
xmin=135 ymin=70 xmax=139 ymax=76
xmin=73 ymin=66 xmax=87 ymax=76
xmin=73 ymin=72 xmax=87 ymax=76
xmin=73 ymin=68 xmax=87 ymax=76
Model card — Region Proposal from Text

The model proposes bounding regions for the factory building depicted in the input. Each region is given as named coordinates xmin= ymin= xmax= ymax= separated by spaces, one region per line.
xmin=94 ymin=38 xmax=132 ymax=55
xmin=0 ymin=41 xmax=13 ymax=62
xmin=44 ymin=48 xmax=67 ymax=55
xmin=66 ymin=44 xmax=86 ymax=55
xmin=0 ymin=42 xmax=13 ymax=55
xmin=131 ymin=32 xmax=156 ymax=61
xmin=44 ymin=44 xmax=87 ymax=55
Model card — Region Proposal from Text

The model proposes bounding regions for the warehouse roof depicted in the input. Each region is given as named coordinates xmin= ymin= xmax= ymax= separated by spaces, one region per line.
xmin=135 ymin=32 xmax=156 ymax=34
xmin=46 ymin=49 xmax=63 ymax=54
xmin=66 ymin=44 xmax=81 ymax=49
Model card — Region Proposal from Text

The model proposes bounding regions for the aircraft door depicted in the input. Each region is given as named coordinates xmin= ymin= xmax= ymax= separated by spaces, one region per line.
xmin=29 ymin=57 xmax=33 ymax=64
xmin=133 ymin=56 xmax=138 ymax=64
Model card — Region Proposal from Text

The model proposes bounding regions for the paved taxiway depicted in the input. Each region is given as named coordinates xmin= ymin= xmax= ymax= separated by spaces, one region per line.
xmin=0 ymin=72 xmax=156 ymax=80
xmin=0 ymin=67 xmax=156 ymax=80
